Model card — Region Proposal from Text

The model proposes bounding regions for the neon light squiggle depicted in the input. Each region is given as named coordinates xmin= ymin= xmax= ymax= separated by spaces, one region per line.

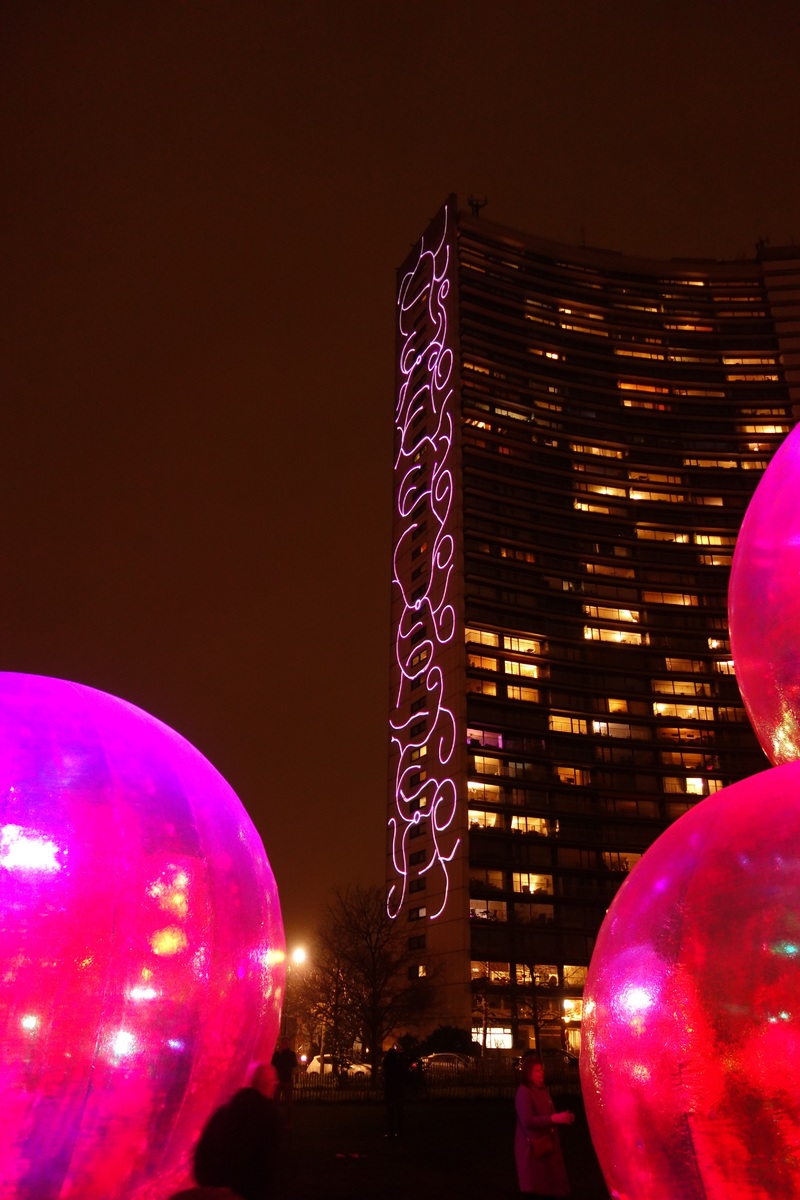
xmin=388 ymin=203 xmax=459 ymax=922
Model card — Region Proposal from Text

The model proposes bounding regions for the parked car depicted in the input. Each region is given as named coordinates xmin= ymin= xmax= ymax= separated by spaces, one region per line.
xmin=305 ymin=1055 xmax=371 ymax=1077
xmin=420 ymin=1052 xmax=472 ymax=1075
xmin=305 ymin=1055 xmax=333 ymax=1075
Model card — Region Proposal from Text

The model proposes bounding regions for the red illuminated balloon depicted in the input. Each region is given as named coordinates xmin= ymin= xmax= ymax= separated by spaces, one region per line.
xmin=581 ymin=762 xmax=800 ymax=1200
xmin=729 ymin=421 xmax=800 ymax=765
xmin=0 ymin=673 xmax=284 ymax=1200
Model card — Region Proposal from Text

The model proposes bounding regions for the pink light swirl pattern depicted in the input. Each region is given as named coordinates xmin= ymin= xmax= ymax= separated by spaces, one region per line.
xmin=388 ymin=203 xmax=459 ymax=922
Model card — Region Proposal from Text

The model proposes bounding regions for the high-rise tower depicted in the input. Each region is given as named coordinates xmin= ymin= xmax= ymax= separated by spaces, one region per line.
xmin=388 ymin=196 xmax=800 ymax=1054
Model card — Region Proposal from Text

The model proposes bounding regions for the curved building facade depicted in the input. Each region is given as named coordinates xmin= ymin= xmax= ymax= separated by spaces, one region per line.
xmin=388 ymin=195 xmax=800 ymax=1054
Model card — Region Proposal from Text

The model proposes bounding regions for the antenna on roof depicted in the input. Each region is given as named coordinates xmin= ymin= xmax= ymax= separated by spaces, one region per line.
xmin=468 ymin=195 xmax=488 ymax=218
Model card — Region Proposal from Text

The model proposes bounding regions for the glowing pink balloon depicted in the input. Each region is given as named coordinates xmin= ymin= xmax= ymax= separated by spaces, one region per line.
xmin=581 ymin=761 xmax=800 ymax=1200
xmin=729 ymin=422 xmax=800 ymax=765
xmin=0 ymin=673 xmax=284 ymax=1200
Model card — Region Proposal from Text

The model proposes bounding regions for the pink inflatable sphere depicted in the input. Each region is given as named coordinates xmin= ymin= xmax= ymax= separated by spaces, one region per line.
xmin=0 ymin=673 xmax=285 ymax=1200
xmin=729 ymin=422 xmax=800 ymax=765
xmin=581 ymin=761 xmax=800 ymax=1200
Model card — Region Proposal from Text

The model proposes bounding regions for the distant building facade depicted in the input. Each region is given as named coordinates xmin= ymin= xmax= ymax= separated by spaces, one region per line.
xmin=387 ymin=195 xmax=800 ymax=1054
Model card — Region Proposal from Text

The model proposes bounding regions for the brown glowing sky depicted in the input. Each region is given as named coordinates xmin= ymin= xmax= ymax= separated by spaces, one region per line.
xmin=2 ymin=1 xmax=798 ymax=946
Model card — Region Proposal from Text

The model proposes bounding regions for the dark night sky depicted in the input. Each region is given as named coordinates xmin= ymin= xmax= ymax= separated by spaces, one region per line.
xmin=2 ymin=1 xmax=798 ymax=946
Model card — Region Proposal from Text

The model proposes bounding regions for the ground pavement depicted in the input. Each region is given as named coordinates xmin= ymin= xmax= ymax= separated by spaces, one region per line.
xmin=280 ymin=1096 xmax=610 ymax=1199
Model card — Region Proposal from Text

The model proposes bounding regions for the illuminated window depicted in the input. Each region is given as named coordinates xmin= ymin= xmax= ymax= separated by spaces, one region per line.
xmin=630 ymin=489 xmax=685 ymax=502
xmin=584 ymin=605 xmax=639 ymax=622
xmin=563 ymin=998 xmax=583 ymax=1022
xmin=507 ymin=685 xmax=540 ymax=703
xmin=738 ymin=424 xmax=789 ymax=435
xmin=556 ymin=766 xmax=590 ymax=785
xmin=570 ymin=443 xmax=624 ymax=459
xmin=683 ymin=458 xmax=738 ymax=469
xmin=472 ymin=755 xmax=502 ymax=775
xmin=513 ymin=872 xmax=553 ymax=895
xmin=636 ymin=528 xmax=689 ymax=543
xmin=408 ymin=907 xmax=427 ymax=921
xmin=608 ymin=698 xmax=628 ymax=714
xmin=713 ymin=659 xmax=736 ymax=675
xmin=694 ymin=534 xmax=736 ymax=547
xmin=584 ymin=626 xmax=645 ymax=645
xmin=564 ymin=965 xmax=588 ymax=987
xmin=470 ymin=899 xmax=507 ymax=922
xmin=575 ymin=500 xmax=611 ymax=514
xmin=500 ymin=546 xmax=536 ymax=563
xmin=467 ymin=727 xmax=503 ymax=748
xmin=515 ymin=963 xmax=533 ymax=985
xmin=469 ymin=809 xmax=502 ymax=830
xmin=584 ymin=562 xmax=635 ymax=579
xmin=628 ymin=472 xmax=683 ymax=485
xmin=643 ymin=592 xmax=698 ymax=606
xmin=510 ymin=815 xmax=548 ymax=835
xmin=618 ymin=381 xmax=669 ymax=395
xmin=708 ymin=637 xmax=730 ymax=651
xmin=664 ymin=657 xmax=706 ymax=673
xmin=602 ymin=851 xmax=641 ymax=871
xmin=549 ymin=715 xmax=587 ymax=735
xmin=468 ymin=654 xmax=497 ymax=671
xmin=504 ymin=635 xmax=541 ymax=654
xmin=466 ymin=628 xmax=500 ymax=647
xmin=592 ymin=720 xmax=636 ymax=739
xmin=467 ymin=680 xmax=497 ymax=696
xmin=504 ymin=660 xmax=538 ymax=681
xmin=723 ymin=355 xmax=777 ymax=365
xmin=654 ymin=702 xmax=714 ymax=720
xmin=699 ymin=553 xmax=733 ymax=566
xmin=467 ymin=781 xmax=501 ymax=803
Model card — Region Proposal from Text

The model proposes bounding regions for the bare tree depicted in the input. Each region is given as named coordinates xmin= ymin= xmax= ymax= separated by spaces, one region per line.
xmin=314 ymin=884 xmax=433 ymax=1074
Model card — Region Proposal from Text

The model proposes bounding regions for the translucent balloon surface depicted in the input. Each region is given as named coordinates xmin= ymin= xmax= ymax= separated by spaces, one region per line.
xmin=0 ymin=673 xmax=284 ymax=1200
xmin=729 ymin=422 xmax=800 ymax=765
xmin=581 ymin=761 xmax=800 ymax=1200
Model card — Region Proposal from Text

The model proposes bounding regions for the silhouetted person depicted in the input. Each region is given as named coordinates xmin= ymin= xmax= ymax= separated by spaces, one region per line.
xmin=193 ymin=1064 xmax=282 ymax=1200
xmin=270 ymin=1038 xmax=298 ymax=1119
xmin=382 ymin=1045 xmax=407 ymax=1137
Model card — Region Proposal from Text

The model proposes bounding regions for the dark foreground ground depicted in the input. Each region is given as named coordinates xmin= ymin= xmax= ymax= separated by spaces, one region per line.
xmin=279 ymin=1096 xmax=610 ymax=1199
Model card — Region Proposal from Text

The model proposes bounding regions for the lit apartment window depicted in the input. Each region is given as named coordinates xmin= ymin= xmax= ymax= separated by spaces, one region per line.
xmin=643 ymin=592 xmax=699 ymax=606
xmin=549 ymin=715 xmax=588 ymax=735
xmin=575 ymin=501 xmax=611 ymax=514
xmin=584 ymin=626 xmax=645 ymax=645
xmin=472 ymin=755 xmax=502 ymax=775
xmin=504 ymin=660 xmax=538 ymax=678
xmin=584 ymin=562 xmax=635 ymax=579
xmin=708 ymin=637 xmax=730 ymax=651
xmin=467 ymin=680 xmax=497 ymax=696
xmin=470 ymin=899 xmax=507 ymax=922
xmin=469 ymin=654 xmax=498 ymax=671
xmin=628 ymin=472 xmax=683 ymax=485
xmin=636 ymin=528 xmax=689 ymax=543
xmin=504 ymin=636 xmax=541 ymax=654
xmin=618 ymin=381 xmax=669 ymax=395
xmin=592 ymin=720 xmax=636 ymax=738
xmin=510 ymin=815 xmax=548 ymax=835
xmin=564 ymin=965 xmax=588 ymax=987
xmin=683 ymin=458 xmax=738 ymax=469
xmin=664 ymin=657 xmax=706 ymax=673
xmin=408 ymin=907 xmax=427 ymax=921
xmin=630 ymin=489 xmax=685 ymax=502
xmin=467 ymin=781 xmax=502 ymax=803
xmin=556 ymin=766 xmax=590 ymax=785
xmin=584 ymin=604 xmax=639 ymax=622
xmin=713 ymin=660 xmax=736 ymax=675
xmin=694 ymin=534 xmax=736 ymax=546
xmin=513 ymin=873 xmax=553 ymax=895
xmin=465 ymin=627 xmax=500 ymax=647
xmin=500 ymin=547 xmax=536 ymax=563
xmin=738 ymin=424 xmax=789 ymax=435
xmin=508 ymin=685 xmax=540 ymax=703
xmin=570 ymin=443 xmax=624 ymax=459
xmin=608 ymin=698 xmax=628 ymax=713
xmin=467 ymin=727 xmax=503 ymax=748
xmin=654 ymin=702 xmax=714 ymax=719
xmin=469 ymin=809 xmax=502 ymax=830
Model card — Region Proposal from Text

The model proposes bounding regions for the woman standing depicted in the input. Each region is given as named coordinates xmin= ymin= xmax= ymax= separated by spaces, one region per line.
xmin=514 ymin=1055 xmax=575 ymax=1198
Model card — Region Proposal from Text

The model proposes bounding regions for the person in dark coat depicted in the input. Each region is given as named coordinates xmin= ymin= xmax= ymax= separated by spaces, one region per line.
xmin=270 ymin=1038 xmax=299 ymax=1117
xmin=381 ymin=1045 xmax=407 ymax=1137
xmin=193 ymin=1064 xmax=282 ymax=1200
xmin=514 ymin=1054 xmax=574 ymax=1198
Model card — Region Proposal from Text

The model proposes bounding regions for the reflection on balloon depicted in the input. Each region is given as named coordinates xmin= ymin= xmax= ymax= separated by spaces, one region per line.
xmin=581 ymin=762 xmax=800 ymax=1200
xmin=0 ymin=673 xmax=284 ymax=1200
xmin=729 ymin=420 xmax=800 ymax=766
